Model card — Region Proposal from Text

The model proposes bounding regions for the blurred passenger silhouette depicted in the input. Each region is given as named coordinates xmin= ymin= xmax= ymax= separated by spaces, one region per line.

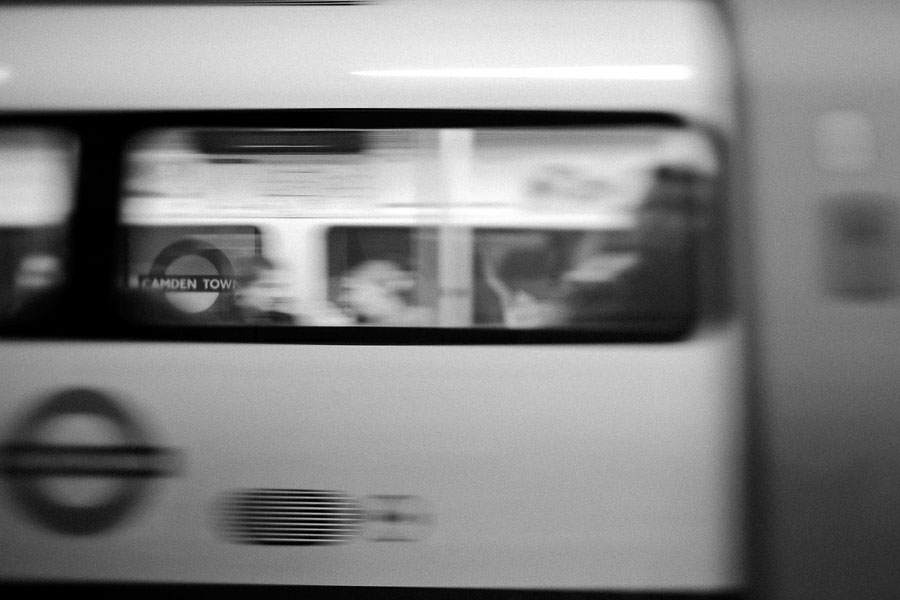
xmin=620 ymin=165 xmax=703 ymax=319
xmin=234 ymin=255 xmax=296 ymax=325
xmin=563 ymin=165 xmax=705 ymax=325
xmin=336 ymin=259 xmax=433 ymax=326
xmin=479 ymin=244 xmax=569 ymax=328
xmin=524 ymin=164 xmax=707 ymax=327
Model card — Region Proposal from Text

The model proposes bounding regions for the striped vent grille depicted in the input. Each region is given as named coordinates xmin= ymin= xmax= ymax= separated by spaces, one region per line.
xmin=217 ymin=489 xmax=363 ymax=545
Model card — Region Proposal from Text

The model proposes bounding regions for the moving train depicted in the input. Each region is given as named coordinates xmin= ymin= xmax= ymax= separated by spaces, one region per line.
xmin=2 ymin=1 xmax=899 ymax=598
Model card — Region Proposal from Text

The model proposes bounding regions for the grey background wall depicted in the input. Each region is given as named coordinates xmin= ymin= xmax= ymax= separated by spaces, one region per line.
xmin=733 ymin=2 xmax=900 ymax=598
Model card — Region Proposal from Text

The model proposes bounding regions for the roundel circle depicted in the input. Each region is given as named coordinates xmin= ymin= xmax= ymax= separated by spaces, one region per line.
xmin=149 ymin=238 xmax=236 ymax=316
xmin=0 ymin=388 xmax=179 ymax=535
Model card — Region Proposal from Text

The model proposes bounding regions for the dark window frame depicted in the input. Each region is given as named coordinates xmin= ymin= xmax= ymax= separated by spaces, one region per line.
xmin=0 ymin=109 xmax=723 ymax=344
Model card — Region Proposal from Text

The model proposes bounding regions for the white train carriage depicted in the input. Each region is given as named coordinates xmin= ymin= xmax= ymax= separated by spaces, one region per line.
xmin=0 ymin=1 xmax=744 ymax=596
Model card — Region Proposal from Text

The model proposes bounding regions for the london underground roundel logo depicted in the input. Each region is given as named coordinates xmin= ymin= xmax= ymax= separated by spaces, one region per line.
xmin=141 ymin=238 xmax=237 ymax=315
xmin=0 ymin=389 xmax=180 ymax=535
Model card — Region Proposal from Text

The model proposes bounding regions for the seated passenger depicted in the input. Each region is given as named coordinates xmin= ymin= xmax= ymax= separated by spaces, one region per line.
xmin=336 ymin=260 xmax=433 ymax=326
xmin=479 ymin=246 xmax=570 ymax=328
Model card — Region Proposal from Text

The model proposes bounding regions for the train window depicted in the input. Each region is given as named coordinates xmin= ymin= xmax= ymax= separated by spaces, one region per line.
xmin=117 ymin=125 xmax=718 ymax=338
xmin=0 ymin=128 xmax=76 ymax=325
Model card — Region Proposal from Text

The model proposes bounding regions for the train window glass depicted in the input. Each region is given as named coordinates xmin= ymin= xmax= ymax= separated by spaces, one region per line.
xmin=0 ymin=128 xmax=76 ymax=325
xmin=117 ymin=126 xmax=718 ymax=334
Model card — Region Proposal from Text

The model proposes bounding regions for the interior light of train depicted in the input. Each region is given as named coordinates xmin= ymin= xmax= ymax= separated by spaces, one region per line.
xmin=350 ymin=65 xmax=693 ymax=81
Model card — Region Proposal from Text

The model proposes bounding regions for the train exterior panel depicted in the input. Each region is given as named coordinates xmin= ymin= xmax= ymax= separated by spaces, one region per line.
xmin=0 ymin=1 xmax=745 ymax=595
